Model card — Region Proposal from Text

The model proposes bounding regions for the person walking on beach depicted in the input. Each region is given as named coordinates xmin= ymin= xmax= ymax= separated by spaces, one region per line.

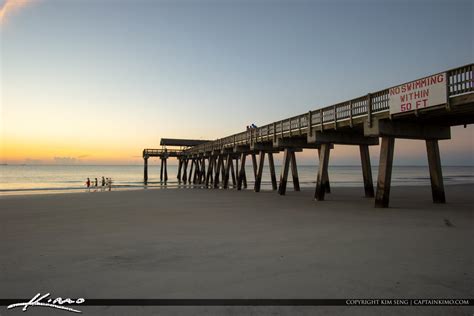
xmin=101 ymin=177 xmax=105 ymax=187
xmin=86 ymin=178 xmax=90 ymax=188
xmin=94 ymin=178 xmax=98 ymax=187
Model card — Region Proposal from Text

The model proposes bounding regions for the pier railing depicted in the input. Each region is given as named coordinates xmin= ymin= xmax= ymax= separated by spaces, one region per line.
xmin=143 ymin=148 xmax=183 ymax=157
xmin=185 ymin=63 xmax=473 ymax=154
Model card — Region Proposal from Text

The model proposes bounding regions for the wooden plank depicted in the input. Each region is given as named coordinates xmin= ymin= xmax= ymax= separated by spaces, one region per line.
xmin=254 ymin=151 xmax=265 ymax=192
xmin=375 ymin=136 xmax=395 ymax=208
xmin=290 ymin=151 xmax=300 ymax=191
xmin=426 ymin=140 xmax=446 ymax=203
xmin=278 ymin=148 xmax=291 ymax=195
xmin=360 ymin=144 xmax=375 ymax=197
xmin=268 ymin=152 xmax=277 ymax=190
xmin=315 ymin=143 xmax=330 ymax=200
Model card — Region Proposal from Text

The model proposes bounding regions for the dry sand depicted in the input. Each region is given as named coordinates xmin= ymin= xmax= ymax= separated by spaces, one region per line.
xmin=0 ymin=185 xmax=473 ymax=315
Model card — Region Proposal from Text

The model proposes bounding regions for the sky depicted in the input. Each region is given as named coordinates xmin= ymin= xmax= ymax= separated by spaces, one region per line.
xmin=0 ymin=0 xmax=473 ymax=166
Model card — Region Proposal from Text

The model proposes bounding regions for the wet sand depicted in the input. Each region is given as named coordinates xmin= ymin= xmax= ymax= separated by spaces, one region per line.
xmin=1 ymin=185 xmax=473 ymax=315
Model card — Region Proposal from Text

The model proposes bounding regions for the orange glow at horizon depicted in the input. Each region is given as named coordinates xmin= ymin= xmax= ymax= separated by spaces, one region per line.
xmin=2 ymin=125 xmax=472 ymax=165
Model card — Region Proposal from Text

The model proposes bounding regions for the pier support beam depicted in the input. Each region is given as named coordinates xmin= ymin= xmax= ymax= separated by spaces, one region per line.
xmin=182 ymin=159 xmax=188 ymax=183
xmin=143 ymin=157 xmax=148 ymax=184
xmin=214 ymin=155 xmax=223 ymax=189
xmin=268 ymin=152 xmax=277 ymax=190
xmin=230 ymin=157 xmax=237 ymax=188
xmin=164 ymin=158 xmax=168 ymax=183
xmin=221 ymin=156 xmax=226 ymax=184
xmin=251 ymin=153 xmax=258 ymax=180
xmin=206 ymin=156 xmax=215 ymax=187
xmin=315 ymin=143 xmax=331 ymax=200
xmin=254 ymin=151 xmax=265 ymax=192
xmin=193 ymin=159 xmax=200 ymax=184
xmin=200 ymin=157 xmax=206 ymax=184
xmin=177 ymin=158 xmax=182 ymax=182
xmin=278 ymin=149 xmax=291 ymax=195
xmin=317 ymin=147 xmax=331 ymax=193
xmin=188 ymin=159 xmax=194 ymax=184
xmin=426 ymin=140 xmax=446 ymax=203
xmin=223 ymin=154 xmax=232 ymax=189
xmin=375 ymin=137 xmax=395 ymax=208
xmin=359 ymin=144 xmax=374 ymax=197
xmin=160 ymin=158 xmax=164 ymax=182
xmin=237 ymin=153 xmax=247 ymax=190
xmin=181 ymin=158 xmax=188 ymax=183
xmin=243 ymin=168 xmax=247 ymax=188
xmin=290 ymin=151 xmax=300 ymax=191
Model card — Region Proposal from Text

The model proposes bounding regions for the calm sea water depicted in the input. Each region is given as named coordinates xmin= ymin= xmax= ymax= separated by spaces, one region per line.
xmin=0 ymin=165 xmax=473 ymax=196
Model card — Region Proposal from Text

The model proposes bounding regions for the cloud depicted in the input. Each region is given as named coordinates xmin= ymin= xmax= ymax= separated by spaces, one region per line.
xmin=24 ymin=158 xmax=42 ymax=164
xmin=0 ymin=0 xmax=32 ymax=23
xmin=53 ymin=157 xmax=78 ymax=164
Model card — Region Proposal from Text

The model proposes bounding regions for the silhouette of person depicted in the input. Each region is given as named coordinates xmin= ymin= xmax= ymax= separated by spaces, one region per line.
xmin=101 ymin=177 xmax=105 ymax=186
xmin=95 ymin=178 xmax=98 ymax=187
xmin=86 ymin=178 xmax=90 ymax=188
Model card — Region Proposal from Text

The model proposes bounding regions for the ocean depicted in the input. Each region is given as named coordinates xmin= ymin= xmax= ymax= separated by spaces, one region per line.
xmin=1 ymin=165 xmax=473 ymax=196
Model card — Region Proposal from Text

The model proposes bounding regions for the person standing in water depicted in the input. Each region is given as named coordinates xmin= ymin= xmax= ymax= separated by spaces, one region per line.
xmin=101 ymin=177 xmax=106 ymax=187
xmin=94 ymin=178 xmax=98 ymax=187
xmin=86 ymin=178 xmax=90 ymax=188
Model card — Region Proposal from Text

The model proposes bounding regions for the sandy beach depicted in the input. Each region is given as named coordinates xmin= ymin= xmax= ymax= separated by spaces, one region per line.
xmin=1 ymin=185 xmax=473 ymax=315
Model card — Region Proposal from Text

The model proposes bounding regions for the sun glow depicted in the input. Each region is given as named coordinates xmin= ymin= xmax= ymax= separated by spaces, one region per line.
xmin=0 ymin=0 xmax=32 ymax=23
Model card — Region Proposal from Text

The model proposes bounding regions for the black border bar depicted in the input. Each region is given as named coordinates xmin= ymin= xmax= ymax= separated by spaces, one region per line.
xmin=1 ymin=299 xmax=473 ymax=306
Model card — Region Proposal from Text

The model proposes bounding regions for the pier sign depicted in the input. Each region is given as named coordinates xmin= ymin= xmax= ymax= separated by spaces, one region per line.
xmin=389 ymin=73 xmax=447 ymax=114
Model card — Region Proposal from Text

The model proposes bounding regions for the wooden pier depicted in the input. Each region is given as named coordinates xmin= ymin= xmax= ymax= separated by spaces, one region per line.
xmin=143 ymin=64 xmax=474 ymax=207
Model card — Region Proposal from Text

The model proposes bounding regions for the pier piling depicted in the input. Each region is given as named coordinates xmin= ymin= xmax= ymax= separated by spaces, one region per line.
xmin=268 ymin=153 xmax=277 ymax=190
xmin=315 ymin=143 xmax=331 ymax=200
xmin=254 ymin=151 xmax=265 ymax=192
xmin=359 ymin=144 xmax=374 ymax=197
xmin=426 ymin=140 xmax=446 ymax=203
xmin=375 ymin=137 xmax=395 ymax=208
xmin=278 ymin=149 xmax=291 ymax=195
xmin=143 ymin=157 xmax=148 ymax=184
